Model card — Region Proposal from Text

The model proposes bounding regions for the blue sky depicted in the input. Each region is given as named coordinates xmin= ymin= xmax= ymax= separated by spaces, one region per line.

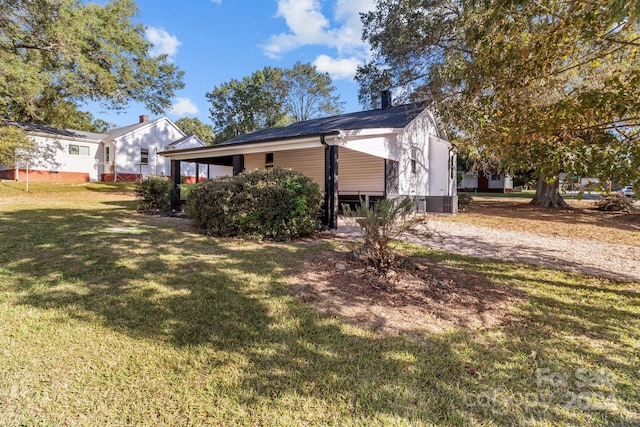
xmin=88 ymin=0 xmax=377 ymax=128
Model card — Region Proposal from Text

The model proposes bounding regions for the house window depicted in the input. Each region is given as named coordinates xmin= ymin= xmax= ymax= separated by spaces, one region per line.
xmin=491 ymin=174 xmax=501 ymax=181
xmin=140 ymin=148 xmax=149 ymax=165
xmin=385 ymin=159 xmax=399 ymax=195
xmin=105 ymin=146 xmax=110 ymax=163
xmin=69 ymin=144 xmax=90 ymax=156
xmin=265 ymin=152 xmax=274 ymax=168
xmin=410 ymin=147 xmax=418 ymax=174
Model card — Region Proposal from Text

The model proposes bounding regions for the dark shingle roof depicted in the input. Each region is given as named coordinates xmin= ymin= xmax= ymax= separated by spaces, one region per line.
xmin=7 ymin=121 xmax=105 ymax=141
xmin=219 ymin=101 xmax=428 ymax=146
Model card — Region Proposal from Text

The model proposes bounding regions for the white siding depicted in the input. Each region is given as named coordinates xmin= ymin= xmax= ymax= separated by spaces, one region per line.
xmin=428 ymin=135 xmax=454 ymax=196
xmin=394 ymin=110 xmax=454 ymax=197
xmin=16 ymin=135 xmax=101 ymax=181
xmin=114 ymin=118 xmax=185 ymax=176
xmin=460 ymin=172 xmax=478 ymax=189
xmin=488 ymin=174 xmax=505 ymax=190
xmin=398 ymin=112 xmax=432 ymax=197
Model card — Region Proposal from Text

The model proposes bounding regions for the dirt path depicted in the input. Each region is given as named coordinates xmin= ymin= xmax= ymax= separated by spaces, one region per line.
xmin=334 ymin=220 xmax=640 ymax=283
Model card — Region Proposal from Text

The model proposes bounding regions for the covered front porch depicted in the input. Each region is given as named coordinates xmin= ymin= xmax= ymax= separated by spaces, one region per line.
xmin=160 ymin=134 xmax=400 ymax=229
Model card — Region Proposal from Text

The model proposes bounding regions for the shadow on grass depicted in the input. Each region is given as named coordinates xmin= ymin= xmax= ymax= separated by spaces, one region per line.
xmin=0 ymin=206 xmax=636 ymax=425
xmin=466 ymin=198 xmax=640 ymax=234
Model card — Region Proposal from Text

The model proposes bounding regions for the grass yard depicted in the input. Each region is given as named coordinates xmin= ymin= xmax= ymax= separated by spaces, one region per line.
xmin=0 ymin=183 xmax=638 ymax=426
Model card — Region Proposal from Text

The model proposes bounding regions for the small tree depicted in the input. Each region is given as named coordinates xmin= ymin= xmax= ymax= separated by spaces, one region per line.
xmin=0 ymin=122 xmax=35 ymax=168
xmin=342 ymin=197 xmax=428 ymax=274
xmin=175 ymin=117 xmax=215 ymax=145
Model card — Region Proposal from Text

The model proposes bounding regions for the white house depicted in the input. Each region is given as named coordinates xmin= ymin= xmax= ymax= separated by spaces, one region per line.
xmin=159 ymin=93 xmax=457 ymax=228
xmin=459 ymin=172 xmax=514 ymax=192
xmin=0 ymin=123 xmax=105 ymax=182
xmin=0 ymin=115 xmax=231 ymax=183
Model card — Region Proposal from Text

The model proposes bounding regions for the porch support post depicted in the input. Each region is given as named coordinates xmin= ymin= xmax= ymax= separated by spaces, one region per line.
xmin=195 ymin=162 xmax=200 ymax=183
xmin=232 ymin=154 xmax=244 ymax=176
xmin=170 ymin=159 xmax=181 ymax=210
xmin=324 ymin=144 xmax=338 ymax=229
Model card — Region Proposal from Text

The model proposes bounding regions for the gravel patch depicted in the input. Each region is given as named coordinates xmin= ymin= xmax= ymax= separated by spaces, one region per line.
xmin=333 ymin=220 xmax=640 ymax=283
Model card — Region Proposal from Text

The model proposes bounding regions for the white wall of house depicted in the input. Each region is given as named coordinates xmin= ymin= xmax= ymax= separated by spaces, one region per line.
xmin=8 ymin=134 xmax=102 ymax=181
xmin=487 ymin=174 xmax=513 ymax=190
xmin=396 ymin=110 xmax=454 ymax=197
xmin=112 ymin=118 xmax=185 ymax=177
xmin=460 ymin=172 xmax=478 ymax=189
xmin=428 ymin=135 xmax=456 ymax=196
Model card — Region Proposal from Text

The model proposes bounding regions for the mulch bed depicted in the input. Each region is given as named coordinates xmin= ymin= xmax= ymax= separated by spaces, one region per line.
xmin=288 ymin=238 xmax=524 ymax=335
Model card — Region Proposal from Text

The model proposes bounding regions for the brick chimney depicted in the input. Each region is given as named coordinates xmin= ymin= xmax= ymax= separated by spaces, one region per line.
xmin=381 ymin=89 xmax=392 ymax=110
xmin=139 ymin=115 xmax=148 ymax=123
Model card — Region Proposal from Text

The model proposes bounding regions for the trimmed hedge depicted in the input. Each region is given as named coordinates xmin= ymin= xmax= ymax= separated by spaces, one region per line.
xmin=135 ymin=176 xmax=172 ymax=210
xmin=187 ymin=167 xmax=323 ymax=240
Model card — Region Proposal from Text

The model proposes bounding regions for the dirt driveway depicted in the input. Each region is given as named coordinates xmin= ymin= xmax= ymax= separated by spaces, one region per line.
xmin=336 ymin=198 xmax=640 ymax=283
xmin=419 ymin=221 xmax=640 ymax=282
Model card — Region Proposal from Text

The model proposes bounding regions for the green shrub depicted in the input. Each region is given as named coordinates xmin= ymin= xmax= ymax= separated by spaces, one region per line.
xmin=135 ymin=176 xmax=172 ymax=210
xmin=187 ymin=167 xmax=323 ymax=240
xmin=457 ymin=193 xmax=473 ymax=210
xmin=342 ymin=197 xmax=430 ymax=274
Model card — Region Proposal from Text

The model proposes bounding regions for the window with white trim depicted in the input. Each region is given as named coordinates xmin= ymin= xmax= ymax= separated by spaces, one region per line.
xmin=69 ymin=144 xmax=90 ymax=156
xmin=265 ymin=152 xmax=274 ymax=168
xmin=140 ymin=148 xmax=149 ymax=165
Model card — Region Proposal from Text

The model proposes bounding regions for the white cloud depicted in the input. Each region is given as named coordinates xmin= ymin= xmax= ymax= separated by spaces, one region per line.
xmin=169 ymin=97 xmax=199 ymax=116
xmin=145 ymin=27 xmax=181 ymax=58
xmin=262 ymin=0 xmax=375 ymax=59
xmin=313 ymin=54 xmax=361 ymax=79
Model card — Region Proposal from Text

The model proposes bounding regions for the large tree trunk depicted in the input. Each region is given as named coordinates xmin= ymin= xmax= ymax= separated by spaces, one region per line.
xmin=530 ymin=174 xmax=572 ymax=208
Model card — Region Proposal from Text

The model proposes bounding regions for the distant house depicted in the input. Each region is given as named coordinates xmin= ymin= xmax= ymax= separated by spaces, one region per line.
xmin=159 ymin=92 xmax=457 ymax=228
xmin=459 ymin=172 xmax=514 ymax=192
xmin=0 ymin=115 xmax=231 ymax=183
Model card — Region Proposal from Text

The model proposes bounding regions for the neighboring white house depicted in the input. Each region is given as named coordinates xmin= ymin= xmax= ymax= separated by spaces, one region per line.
xmin=459 ymin=171 xmax=514 ymax=192
xmin=159 ymin=92 xmax=457 ymax=228
xmin=0 ymin=115 xmax=230 ymax=183
xmin=0 ymin=123 xmax=105 ymax=182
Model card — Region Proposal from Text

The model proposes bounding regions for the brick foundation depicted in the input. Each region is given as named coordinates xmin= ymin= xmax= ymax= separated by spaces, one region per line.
xmin=0 ymin=169 xmax=89 ymax=182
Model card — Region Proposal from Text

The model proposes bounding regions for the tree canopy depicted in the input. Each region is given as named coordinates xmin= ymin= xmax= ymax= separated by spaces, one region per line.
xmin=284 ymin=61 xmax=343 ymax=122
xmin=175 ymin=117 xmax=215 ymax=145
xmin=358 ymin=0 xmax=640 ymax=206
xmin=206 ymin=62 xmax=342 ymax=143
xmin=0 ymin=120 xmax=33 ymax=167
xmin=0 ymin=0 xmax=184 ymax=124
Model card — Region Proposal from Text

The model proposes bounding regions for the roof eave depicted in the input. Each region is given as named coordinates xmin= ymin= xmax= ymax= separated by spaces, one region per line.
xmin=159 ymin=132 xmax=340 ymax=160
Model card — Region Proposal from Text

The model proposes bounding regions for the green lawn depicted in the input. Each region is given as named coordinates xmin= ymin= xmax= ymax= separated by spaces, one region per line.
xmin=0 ymin=183 xmax=638 ymax=426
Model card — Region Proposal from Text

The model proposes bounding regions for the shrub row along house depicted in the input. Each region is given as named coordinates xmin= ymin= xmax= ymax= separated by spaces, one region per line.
xmin=159 ymin=92 xmax=457 ymax=228
xmin=0 ymin=115 xmax=230 ymax=183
